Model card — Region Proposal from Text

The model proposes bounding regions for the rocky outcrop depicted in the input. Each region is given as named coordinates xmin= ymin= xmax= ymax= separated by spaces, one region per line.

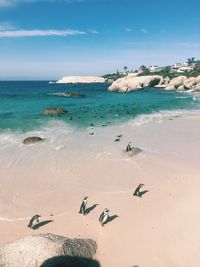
xmin=196 ymin=75 xmax=200 ymax=84
xmin=56 ymin=76 xmax=105 ymax=84
xmin=164 ymin=75 xmax=200 ymax=91
xmin=108 ymin=75 xmax=162 ymax=92
xmin=165 ymin=76 xmax=187 ymax=90
xmin=0 ymin=233 xmax=97 ymax=267
xmin=43 ymin=108 xmax=67 ymax=116
xmin=183 ymin=77 xmax=196 ymax=89
xmin=23 ymin=137 xmax=44 ymax=144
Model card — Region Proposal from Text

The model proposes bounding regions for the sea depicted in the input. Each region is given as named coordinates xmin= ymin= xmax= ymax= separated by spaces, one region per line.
xmin=0 ymin=81 xmax=200 ymax=147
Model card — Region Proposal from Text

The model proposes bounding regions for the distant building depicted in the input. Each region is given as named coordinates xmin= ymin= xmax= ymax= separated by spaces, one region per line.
xmin=170 ymin=61 xmax=194 ymax=73
xmin=149 ymin=65 xmax=163 ymax=73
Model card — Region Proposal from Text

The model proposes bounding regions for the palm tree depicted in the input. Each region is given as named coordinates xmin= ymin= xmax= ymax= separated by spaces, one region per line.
xmin=123 ymin=66 xmax=128 ymax=73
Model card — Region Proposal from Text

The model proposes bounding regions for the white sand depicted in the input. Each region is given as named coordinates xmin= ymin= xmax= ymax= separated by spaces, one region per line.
xmin=0 ymin=113 xmax=200 ymax=267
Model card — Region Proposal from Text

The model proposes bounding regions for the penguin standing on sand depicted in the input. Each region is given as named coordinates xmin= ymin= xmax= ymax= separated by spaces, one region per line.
xmin=79 ymin=196 xmax=88 ymax=215
xmin=133 ymin=184 xmax=144 ymax=197
xmin=27 ymin=215 xmax=41 ymax=229
xmin=99 ymin=208 xmax=109 ymax=226
xmin=126 ymin=142 xmax=132 ymax=152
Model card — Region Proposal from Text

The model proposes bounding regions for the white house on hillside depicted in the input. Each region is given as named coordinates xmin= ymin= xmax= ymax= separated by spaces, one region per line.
xmin=149 ymin=65 xmax=163 ymax=72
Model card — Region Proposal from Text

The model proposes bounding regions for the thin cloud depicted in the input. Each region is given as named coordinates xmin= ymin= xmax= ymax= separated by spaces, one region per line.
xmin=140 ymin=28 xmax=148 ymax=34
xmin=172 ymin=42 xmax=200 ymax=47
xmin=0 ymin=22 xmax=16 ymax=30
xmin=0 ymin=0 xmax=85 ymax=7
xmin=88 ymin=29 xmax=99 ymax=34
xmin=0 ymin=29 xmax=86 ymax=37
xmin=125 ymin=28 xmax=132 ymax=32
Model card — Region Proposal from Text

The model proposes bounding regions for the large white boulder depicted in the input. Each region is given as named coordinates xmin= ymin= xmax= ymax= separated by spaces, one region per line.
xmin=108 ymin=75 xmax=162 ymax=92
xmin=195 ymin=75 xmax=200 ymax=85
xmin=0 ymin=233 xmax=98 ymax=267
xmin=56 ymin=76 xmax=105 ymax=84
xmin=165 ymin=76 xmax=187 ymax=90
xmin=183 ymin=77 xmax=197 ymax=89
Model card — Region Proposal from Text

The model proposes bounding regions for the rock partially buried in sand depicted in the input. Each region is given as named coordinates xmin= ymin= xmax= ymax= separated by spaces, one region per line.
xmin=43 ymin=108 xmax=67 ymax=116
xmin=126 ymin=147 xmax=143 ymax=156
xmin=0 ymin=233 xmax=98 ymax=267
xmin=23 ymin=136 xmax=44 ymax=144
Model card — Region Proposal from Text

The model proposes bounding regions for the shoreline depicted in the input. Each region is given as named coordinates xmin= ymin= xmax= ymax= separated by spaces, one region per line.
xmin=0 ymin=110 xmax=200 ymax=266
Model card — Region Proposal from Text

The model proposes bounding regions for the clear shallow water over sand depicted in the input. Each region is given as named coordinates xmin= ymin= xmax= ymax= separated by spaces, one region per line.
xmin=0 ymin=81 xmax=199 ymax=133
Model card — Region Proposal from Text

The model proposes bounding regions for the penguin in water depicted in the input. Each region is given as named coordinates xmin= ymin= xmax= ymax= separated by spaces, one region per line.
xmin=27 ymin=215 xmax=41 ymax=229
xmin=99 ymin=208 xmax=109 ymax=226
xmin=79 ymin=196 xmax=88 ymax=215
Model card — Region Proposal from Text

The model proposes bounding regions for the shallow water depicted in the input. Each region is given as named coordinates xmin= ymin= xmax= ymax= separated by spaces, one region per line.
xmin=0 ymin=81 xmax=199 ymax=133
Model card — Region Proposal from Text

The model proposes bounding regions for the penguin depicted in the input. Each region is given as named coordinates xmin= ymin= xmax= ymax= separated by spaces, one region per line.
xmin=133 ymin=183 xmax=144 ymax=197
xmin=27 ymin=214 xmax=41 ymax=229
xmin=126 ymin=142 xmax=132 ymax=152
xmin=99 ymin=208 xmax=109 ymax=226
xmin=79 ymin=196 xmax=88 ymax=215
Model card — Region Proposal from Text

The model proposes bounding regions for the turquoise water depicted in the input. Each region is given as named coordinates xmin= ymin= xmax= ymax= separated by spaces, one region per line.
xmin=0 ymin=81 xmax=199 ymax=132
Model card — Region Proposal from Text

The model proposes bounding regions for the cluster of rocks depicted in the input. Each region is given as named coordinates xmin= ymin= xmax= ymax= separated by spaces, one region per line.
xmin=108 ymin=74 xmax=200 ymax=93
xmin=108 ymin=75 xmax=162 ymax=92
xmin=163 ymin=75 xmax=200 ymax=91
xmin=0 ymin=233 xmax=98 ymax=267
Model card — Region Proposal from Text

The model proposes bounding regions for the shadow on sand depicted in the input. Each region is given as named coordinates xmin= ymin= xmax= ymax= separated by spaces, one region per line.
xmin=40 ymin=256 xmax=101 ymax=267
xmin=135 ymin=190 xmax=149 ymax=198
xmin=33 ymin=220 xmax=53 ymax=230
xmin=105 ymin=215 xmax=119 ymax=224
xmin=85 ymin=204 xmax=99 ymax=215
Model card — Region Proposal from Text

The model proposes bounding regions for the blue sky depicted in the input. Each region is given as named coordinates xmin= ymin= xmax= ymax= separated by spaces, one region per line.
xmin=0 ymin=0 xmax=200 ymax=80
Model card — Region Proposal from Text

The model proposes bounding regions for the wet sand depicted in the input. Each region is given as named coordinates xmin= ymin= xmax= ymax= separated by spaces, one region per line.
xmin=0 ymin=113 xmax=200 ymax=267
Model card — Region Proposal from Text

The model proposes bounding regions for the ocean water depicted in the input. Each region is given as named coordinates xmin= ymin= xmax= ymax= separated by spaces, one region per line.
xmin=0 ymin=81 xmax=199 ymax=134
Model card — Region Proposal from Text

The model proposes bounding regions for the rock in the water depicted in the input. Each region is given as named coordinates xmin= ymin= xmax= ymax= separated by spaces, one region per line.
xmin=23 ymin=137 xmax=44 ymax=144
xmin=0 ymin=233 xmax=97 ymax=267
xmin=108 ymin=75 xmax=162 ymax=92
xmin=165 ymin=76 xmax=187 ymax=90
xmin=64 ymin=92 xmax=86 ymax=98
xmin=177 ymin=85 xmax=185 ymax=91
xmin=43 ymin=108 xmax=67 ymax=116
xmin=126 ymin=147 xmax=143 ymax=156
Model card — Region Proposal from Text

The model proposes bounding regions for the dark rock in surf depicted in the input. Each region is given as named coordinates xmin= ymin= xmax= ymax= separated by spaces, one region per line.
xmin=126 ymin=147 xmax=143 ymax=156
xmin=43 ymin=108 xmax=67 ymax=116
xmin=64 ymin=91 xmax=86 ymax=98
xmin=23 ymin=137 xmax=44 ymax=144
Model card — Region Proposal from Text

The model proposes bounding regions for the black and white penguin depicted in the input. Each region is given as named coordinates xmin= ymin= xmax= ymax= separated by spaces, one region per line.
xmin=79 ymin=196 xmax=88 ymax=215
xmin=27 ymin=214 xmax=41 ymax=229
xmin=99 ymin=208 xmax=109 ymax=226
xmin=133 ymin=183 xmax=144 ymax=197
xmin=126 ymin=142 xmax=132 ymax=152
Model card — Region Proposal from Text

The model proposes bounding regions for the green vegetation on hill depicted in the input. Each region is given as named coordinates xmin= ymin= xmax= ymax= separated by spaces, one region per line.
xmin=102 ymin=72 xmax=126 ymax=82
xmin=103 ymin=59 xmax=200 ymax=82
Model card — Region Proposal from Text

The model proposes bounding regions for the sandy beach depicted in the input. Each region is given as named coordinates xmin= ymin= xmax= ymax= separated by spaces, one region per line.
xmin=0 ymin=111 xmax=200 ymax=267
